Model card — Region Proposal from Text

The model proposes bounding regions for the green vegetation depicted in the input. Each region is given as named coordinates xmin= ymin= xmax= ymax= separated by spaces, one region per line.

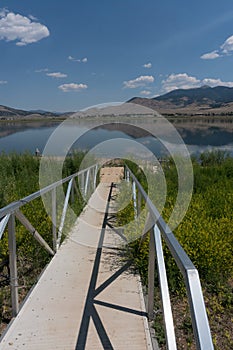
xmin=0 ymin=151 xmax=232 ymax=348
xmin=117 ymin=151 xmax=233 ymax=350
xmin=0 ymin=151 xmax=87 ymax=331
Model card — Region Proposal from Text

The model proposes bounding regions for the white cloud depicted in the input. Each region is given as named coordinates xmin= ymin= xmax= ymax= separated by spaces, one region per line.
xmin=162 ymin=73 xmax=200 ymax=92
xmin=201 ymin=34 xmax=233 ymax=59
xmin=220 ymin=35 xmax=233 ymax=54
xmin=46 ymin=72 xmax=67 ymax=78
xmin=202 ymin=78 xmax=233 ymax=88
xmin=0 ymin=9 xmax=49 ymax=46
xmin=161 ymin=73 xmax=233 ymax=92
xmin=0 ymin=80 xmax=7 ymax=84
xmin=68 ymin=55 xmax=88 ymax=63
xmin=140 ymin=90 xmax=152 ymax=96
xmin=123 ymin=75 xmax=155 ymax=89
xmin=58 ymin=83 xmax=88 ymax=92
xmin=143 ymin=62 xmax=152 ymax=68
xmin=200 ymin=50 xmax=220 ymax=60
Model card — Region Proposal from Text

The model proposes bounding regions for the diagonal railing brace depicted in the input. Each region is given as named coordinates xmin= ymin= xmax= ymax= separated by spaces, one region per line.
xmin=15 ymin=210 xmax=54 ymax=256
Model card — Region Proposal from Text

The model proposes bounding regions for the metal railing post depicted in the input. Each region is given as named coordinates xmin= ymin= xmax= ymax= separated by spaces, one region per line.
xmin=132 ymin=181 xmax=137 ymax=220
xmin=148 ymin=223 xmax=155 ymax=320
xmin=52 ymin=188 xmax=57 ymax=252
xmin=57 ymin=178 xmax=74 ymax=249
xmin=8 ymin=214 xmax=19 ymax=316
xmin=126 ymin=170 xmax=130 ymax=182
xmin=84 ymin=169 xmax=90 ymax=197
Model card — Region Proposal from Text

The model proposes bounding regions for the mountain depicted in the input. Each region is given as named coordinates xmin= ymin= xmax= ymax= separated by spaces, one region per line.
xmin=29 ymin=109 xmax=57 ymax=115
xmin=155 ymin=85 xmax=233 ymax=106
xmin=0 ymin=105 xmax=31 ymax=118
xmin=0 ymin=105 xmax=69 ymax=119
xmin=128 ymin=86 xmax=233 ymax=116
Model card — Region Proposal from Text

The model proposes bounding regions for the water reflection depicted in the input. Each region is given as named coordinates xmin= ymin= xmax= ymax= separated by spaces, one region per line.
xmin=0 ymin=120 xmax=232 ymax=157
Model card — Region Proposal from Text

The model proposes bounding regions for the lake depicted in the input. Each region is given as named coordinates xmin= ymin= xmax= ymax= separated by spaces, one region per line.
xmin=0 ymin=119 xmax=233 ymax=158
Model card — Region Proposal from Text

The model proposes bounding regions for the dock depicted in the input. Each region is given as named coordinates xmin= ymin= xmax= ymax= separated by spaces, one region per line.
xmin=0 ymin=168 xmax=153 ymax=349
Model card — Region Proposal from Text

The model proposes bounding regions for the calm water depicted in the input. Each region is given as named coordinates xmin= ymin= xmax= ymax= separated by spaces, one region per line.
xmin=0 ymin=121 xmax=232 ymax=157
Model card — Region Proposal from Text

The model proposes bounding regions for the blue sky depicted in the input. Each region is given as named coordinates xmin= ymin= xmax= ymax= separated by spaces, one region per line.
xmin=1 ymin=0 xmax=233 ymax=112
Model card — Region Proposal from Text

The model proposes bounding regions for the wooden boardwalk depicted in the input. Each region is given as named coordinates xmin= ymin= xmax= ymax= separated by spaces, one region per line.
xmin=0 ymin=168 xmax=153 ymax=349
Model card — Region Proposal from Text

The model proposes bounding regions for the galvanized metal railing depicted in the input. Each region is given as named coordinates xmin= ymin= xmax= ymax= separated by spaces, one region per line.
xmin=0 ymin=163 xmax=98 ymax=317
xmin=125 ymin=165 xmax=214 ymax=350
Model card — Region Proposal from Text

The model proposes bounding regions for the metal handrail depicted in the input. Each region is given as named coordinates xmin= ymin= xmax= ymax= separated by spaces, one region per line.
xmin=0 ymin=165 xmax=98 ymax=220
xmin=125 ymin=165 xmax=214 ymax=350
xmin=0 ymin=163 xmax=99 ymax=317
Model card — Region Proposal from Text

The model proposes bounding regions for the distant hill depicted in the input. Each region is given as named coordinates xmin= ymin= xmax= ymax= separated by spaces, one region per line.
xmin=2 ymin=85 xmax=233 ymax=120
xmin=29 ymin=109 xmax=57 ymax=115
xmin=0 ymin=105 xmax=69 ymax=120
xmin=155 ymin=85 xmax=233 ymax=106
xmin=0 ymin=105 xmax=30 ymax=118
xmin=128 ymin=86 xmax=233 ymax=116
